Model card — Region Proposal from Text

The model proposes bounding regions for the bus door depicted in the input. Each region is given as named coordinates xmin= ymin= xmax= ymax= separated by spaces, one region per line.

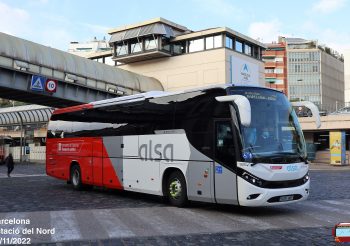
xmin=92 ymin=137 xmax=103 ymax=186
xmin=214 ymin=120 xmax=239 ymax=205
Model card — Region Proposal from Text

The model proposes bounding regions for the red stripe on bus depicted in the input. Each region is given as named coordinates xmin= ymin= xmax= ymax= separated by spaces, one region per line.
xmin=53 ymin=103 xmax=93 ymax=115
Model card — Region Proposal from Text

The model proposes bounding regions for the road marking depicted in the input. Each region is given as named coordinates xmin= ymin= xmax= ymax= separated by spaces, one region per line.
xmin=50 ymin=211 xmax=81 ymax=242
xmin=173 ymin=208 xmax=238 ymax=233
xmin=0 ymin=198 xmax=348 ymax=244
xmin=302 ymin=200 xmax=350 ymax=216
xmin=92 ymin=209 xmax=135 ymax=238
xmin=0 ymin=174 xmax=47 ymax=178
xmin=223 ymin=212 xmax=277 ymax=230
xmin=323 ymin=199 xmax=350 ymax=207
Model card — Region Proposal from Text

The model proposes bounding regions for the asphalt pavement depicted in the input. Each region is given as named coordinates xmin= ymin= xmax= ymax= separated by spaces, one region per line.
xmin=0 ymin=162 xmax=349 ymax=245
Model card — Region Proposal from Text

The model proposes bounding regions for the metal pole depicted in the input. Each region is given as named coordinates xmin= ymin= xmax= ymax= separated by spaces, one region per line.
xmin=17 ymin=112 xmax=24 ymax=163
xmin=19 ymin=122 xmax=23 ymax=163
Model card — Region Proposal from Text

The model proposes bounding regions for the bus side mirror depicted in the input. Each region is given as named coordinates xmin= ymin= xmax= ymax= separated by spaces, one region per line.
xmin=291 ymin=101 xmax=321 ymax=128
xmin=215 ymin=95 xmax=251 ymax=127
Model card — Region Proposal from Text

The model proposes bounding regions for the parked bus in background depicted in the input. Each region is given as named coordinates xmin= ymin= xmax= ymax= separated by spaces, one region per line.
xmin=46 ymin=85 xmax=320 ymax=207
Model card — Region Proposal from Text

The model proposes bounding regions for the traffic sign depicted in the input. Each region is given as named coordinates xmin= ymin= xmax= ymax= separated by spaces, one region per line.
xmin=45 ymin=79 xmax=57 ymax=93
xmin=30 ymin=75 xmax=45 ymax=91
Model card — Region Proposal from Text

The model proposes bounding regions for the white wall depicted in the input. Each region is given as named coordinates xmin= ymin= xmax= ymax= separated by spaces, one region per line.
xmin=8 ymin=145 xmax=46 ymax=162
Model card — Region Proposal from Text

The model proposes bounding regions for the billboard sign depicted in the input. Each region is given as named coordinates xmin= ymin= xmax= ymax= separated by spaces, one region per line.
xmin=330 ymin=131 xmax=346 ymax=165
xmin=230 ymin=56 xmax=259 ymax=86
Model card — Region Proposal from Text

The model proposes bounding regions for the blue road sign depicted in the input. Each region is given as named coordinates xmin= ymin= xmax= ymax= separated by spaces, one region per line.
xmin=30 ymin=75 xmax=46 ymax=92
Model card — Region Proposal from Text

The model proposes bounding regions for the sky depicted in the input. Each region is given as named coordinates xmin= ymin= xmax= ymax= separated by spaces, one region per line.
xmin=0 ymin=0 xmax=349 ymax=53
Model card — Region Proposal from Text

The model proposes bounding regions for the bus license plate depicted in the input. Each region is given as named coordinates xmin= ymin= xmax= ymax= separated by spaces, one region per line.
xmin=279 ymin=195 xmax=294 ymax=202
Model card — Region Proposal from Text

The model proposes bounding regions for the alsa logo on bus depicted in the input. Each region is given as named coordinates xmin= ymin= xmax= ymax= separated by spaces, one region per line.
xmin=138 ymin=140 xmax=174 ymax=161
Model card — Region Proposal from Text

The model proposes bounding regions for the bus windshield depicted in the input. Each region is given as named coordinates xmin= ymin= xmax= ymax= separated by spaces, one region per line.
xmin=228 ymin=87 xmax=307 ymax=163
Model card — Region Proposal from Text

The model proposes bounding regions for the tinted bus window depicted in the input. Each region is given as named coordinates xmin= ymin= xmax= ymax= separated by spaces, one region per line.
xmin=48 ymin=95 xmax=177 ymax=138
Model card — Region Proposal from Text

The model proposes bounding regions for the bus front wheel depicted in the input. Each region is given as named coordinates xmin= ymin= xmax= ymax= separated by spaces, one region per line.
xmin=167 ymin=171 xmax=188 ymax=207
xmin=71 ymin=165 xmax=83 ymax=190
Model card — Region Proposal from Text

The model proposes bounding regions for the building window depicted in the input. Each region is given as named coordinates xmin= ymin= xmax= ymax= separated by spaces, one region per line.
xmin=235 ymin=40 xmax=243 ymax=53
xmin=145 ymin=37 xmax=158 ymax=50
xmin=173 ymin=41 xmax=186 ymax=55
xmin=275 ymin=57 xmax=283 ymax=62
xmin=265 ymin=69 xmax=274 ymax=73
xmin=116 ymin=43 xmax=128 ymax=56
xmin=225 ymin=36 xmax=233 ymax=49
xmin=189 ymin=38 xmax=204 ymax=53
xmin=275 ymin=79 xmax=284 ymax=84
xmin=214 ymin=35 xmax=222 ymax=48
xmin=244 ymin=44 xmax=252 ymax=56
xmin=275 ymin=68 xmax=283 ymax=74
xmin=76 ymin=47 xmax=92 ymax=51
xmin=130 ymin=40 xmax=142 ymax=53
xmin=161 ymin=37 xmax=171 ymax=52
xmin=205 ymin=36 xmax=214 ymax=49
xmin=253 ymin=46 xmax=260 ymax=59
xmin=205 ymin=35 xmax=222 ymax=50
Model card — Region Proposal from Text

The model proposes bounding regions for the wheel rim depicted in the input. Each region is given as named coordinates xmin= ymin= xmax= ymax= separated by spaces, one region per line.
xmin=169 ymin=178 xmax=182 ymax=199
xmin=72 ymin=169 xmax=80 ymax=186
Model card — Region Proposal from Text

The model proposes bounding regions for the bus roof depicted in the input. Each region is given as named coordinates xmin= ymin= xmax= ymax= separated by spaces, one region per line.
xmin=53 ymin=84 xmax=282 ymax=115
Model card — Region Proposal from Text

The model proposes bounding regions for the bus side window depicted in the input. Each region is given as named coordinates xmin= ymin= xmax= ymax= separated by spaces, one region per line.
xmin=215 ymin=121 xmax=235 ymax=166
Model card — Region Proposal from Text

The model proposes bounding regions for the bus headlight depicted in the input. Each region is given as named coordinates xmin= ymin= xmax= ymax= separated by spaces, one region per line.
xmin=242 ymin=172 xmax=263 ymax=187
xmin=302 ymin=173 xmax=309 ymax=184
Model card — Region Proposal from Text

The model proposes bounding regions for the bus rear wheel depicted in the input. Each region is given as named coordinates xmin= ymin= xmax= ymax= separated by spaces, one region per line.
xmin=71 ymin=165 xmax=83 ymax=190
xmin=167 ymin=171 xmax=188 ymax=207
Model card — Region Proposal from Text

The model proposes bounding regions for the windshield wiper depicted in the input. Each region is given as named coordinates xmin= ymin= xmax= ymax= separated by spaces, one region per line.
xmin=297 ymin=154 xmax=308 ymax=164
xmin=270 ymin=152 xmax=309 ymax=164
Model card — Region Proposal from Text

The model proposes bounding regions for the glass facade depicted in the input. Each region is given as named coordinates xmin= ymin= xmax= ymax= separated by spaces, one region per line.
xmin=189 ymin=38 xmax=204 ymax=52
xmin=145 ymin=37 xmax=158 ymax=50
xmin=235 ymin=40 xmax=243 ymax=53
xmin=130 ymin=40 xmax=142 ymax=53
xmin=116 ymin=43 xmax=128 ymax=56
xmin=111 ymin=30 xmax=264 ymax=62
xmin=205 ymin=35 xmax=222 ymax=49
xmin=225 ymin=36 xmax=233 ymax=49
xmin=173 ymin=41 xmax=186 ymax=55
xmin=161 ymin=37 xmax=171 ymax=52
xmin=288 ymin=51 xmax=321 ymax=105
xmin=244 ymin=44 xmax=252 ymax=56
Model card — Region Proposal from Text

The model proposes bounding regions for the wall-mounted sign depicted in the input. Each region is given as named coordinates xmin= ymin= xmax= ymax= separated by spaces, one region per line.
xmin=230 ymin=56 xmax=259 ymax=86
xmin=30 ymin=75 xmax=57 ymax=94
xmin=30 ymin=75 xmax=45 ymax=92
xmin=45 ymin=79 xmax=57 ymax=93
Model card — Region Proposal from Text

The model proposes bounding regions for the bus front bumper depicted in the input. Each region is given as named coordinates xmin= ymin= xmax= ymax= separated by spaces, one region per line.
xmin=237 ymin=176 xmax=310 ymax=207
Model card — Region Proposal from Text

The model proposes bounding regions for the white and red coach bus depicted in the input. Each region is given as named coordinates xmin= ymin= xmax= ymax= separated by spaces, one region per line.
xmin=46 ymin=85 xmax=320 ymax=207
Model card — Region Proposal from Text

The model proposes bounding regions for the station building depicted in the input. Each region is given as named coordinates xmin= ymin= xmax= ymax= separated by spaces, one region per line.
xmin=0 ymin=18 xmax=266 ymax=162
xmin=84 ymin=17 xmax=267 ymax=92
